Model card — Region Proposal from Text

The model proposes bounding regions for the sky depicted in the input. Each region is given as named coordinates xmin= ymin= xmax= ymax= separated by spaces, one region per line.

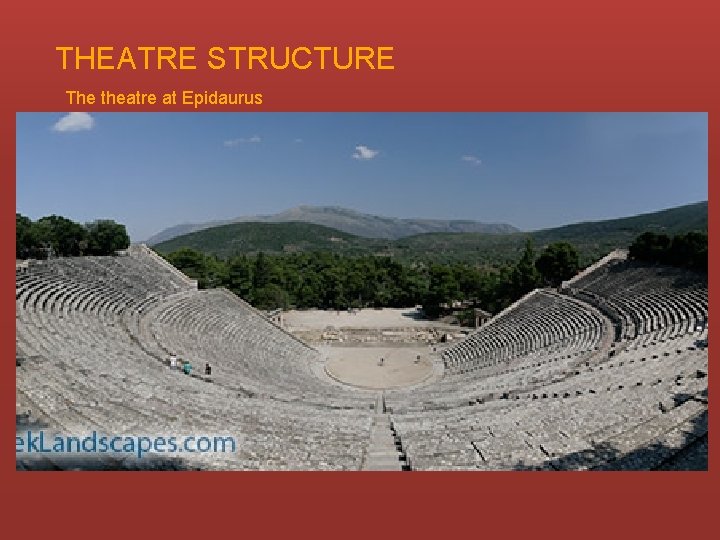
xmin=16 ymin=112 xmax=708 ymax=242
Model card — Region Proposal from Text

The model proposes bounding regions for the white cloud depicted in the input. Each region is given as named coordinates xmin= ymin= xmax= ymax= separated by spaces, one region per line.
xmin=224 ymin=135 xmax=262 ymax=147
xmin=294 ymin=138 xmax=303 ymax=143
xmin=52 ymin=112 xmax=95 ymax=133
xmin=352 ymin=145 xmax=379 ymax=160
xmin=461 ymin=155 xmax=482 ymax=165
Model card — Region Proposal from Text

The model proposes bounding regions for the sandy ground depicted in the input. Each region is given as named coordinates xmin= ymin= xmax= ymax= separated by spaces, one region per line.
xmin=323 ymin=346 xmax=434 ymax=389
xmin=284 ymin=307 xmax=430 ymax=330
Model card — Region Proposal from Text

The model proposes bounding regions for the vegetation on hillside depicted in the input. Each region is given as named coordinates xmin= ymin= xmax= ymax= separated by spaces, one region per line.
xmin=154 ymin=221 xmax=381 ymax=259
xmin=154 ymin=201 xmax=707 ymax=267
xmin=628 ymin=231 xmax=707 ymax=272
xmin=161 ymin=221 xmax=706 ymax=317
xmin=160 ymin=240 xmax=588 ymax=315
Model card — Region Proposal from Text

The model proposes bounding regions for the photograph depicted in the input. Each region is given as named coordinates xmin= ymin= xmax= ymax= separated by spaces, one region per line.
xmin=15 ymin=112 xmax=708 ymax=471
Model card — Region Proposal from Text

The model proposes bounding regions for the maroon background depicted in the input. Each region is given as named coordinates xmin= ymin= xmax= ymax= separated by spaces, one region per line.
xmin=1 ymin=1 xmax=715 ymax=536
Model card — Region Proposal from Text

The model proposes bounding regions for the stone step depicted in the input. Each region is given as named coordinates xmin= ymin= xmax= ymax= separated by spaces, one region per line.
xmin=364 ymin=462 xmax=402 ymax=471
xmin=366 ymin=456 xmax=403 ymax=464
xmin=367 ymin=450 xmax=399 ymax=457
xmin=362 ymin=412 xmax=405 ymax=471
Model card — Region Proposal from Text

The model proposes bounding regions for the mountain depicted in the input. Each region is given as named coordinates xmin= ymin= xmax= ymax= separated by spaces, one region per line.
xmin=153 ymin=221 xmax=383 ymax=258
xmin=396 ymin=201 xmax=708 ymax=264
xmin=145 ymin=205 xmax=519 ymax=244
xmin=153 ymin=201 xmax=708 ymax=265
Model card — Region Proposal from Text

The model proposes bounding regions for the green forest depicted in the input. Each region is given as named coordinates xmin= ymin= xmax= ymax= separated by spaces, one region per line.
xmin=161 ymin=231 xmax=707 ymax=317
xmin=162 ymin=240 xmax=580 ymax=315
xmin=16 ymin=214 xmax=130 ymax=259
xmin=628 ymin=231 xmax=707 ymax=272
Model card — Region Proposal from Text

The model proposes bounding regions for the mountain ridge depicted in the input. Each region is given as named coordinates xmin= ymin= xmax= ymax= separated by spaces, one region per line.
xmin=145 ymin=205 xmax=519 ymax=244
xmin=153 ymin=201 xmax=708 ymax=265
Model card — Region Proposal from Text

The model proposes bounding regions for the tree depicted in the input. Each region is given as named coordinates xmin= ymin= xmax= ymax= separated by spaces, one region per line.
xmin=668 ymin=231 xmax=707 ymax=271
xmin=296 ymin=271 xmax=323 ymax=308
xmin=344 ymin=267 xmax=366 ymax=307
xmin=85 ymin=220 xmax=130 ymax=255
xmin=628 ymin=232 xmax=671 ymax=262
xmin=510 ymin=238 xmax=541 ymax=296
xmin=203 ymin=255 xmax=229 ymax=289
xmin=398 ymin=267 xmax=428 ymax=307
xmin=322 ymin=266 xmax=348 ymax=308
xmin=165 ymin=248 xmax=209 ymax=286
xmin=227 ymin=256 xmax=253 ymax=299
xmin=16 ymin=214 xmax=34 ymax=259
xmin=535 ymin=242 xmax=580 ymax=286
xmin=253 ymin=284 xmax=290 ymax=310
xmin=17 ymin=214 xmax=134 ymax=259
xmin=253 ymin=252 xmax=278 ymax=289
xmin=423 ymin=264 xmax=460 ymax=317
xmin=628 ymin=231 xmax=706 ymax=272
xmin=36 ymin=215 xmax=88 ymax=257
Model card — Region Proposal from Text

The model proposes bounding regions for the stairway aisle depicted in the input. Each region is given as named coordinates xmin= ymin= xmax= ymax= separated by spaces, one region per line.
xmin=362 ymin=393 xmax=407 ymax=471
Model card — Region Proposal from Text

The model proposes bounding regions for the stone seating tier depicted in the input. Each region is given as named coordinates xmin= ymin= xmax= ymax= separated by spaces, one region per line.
xmin=15 ymin=249 xmax=708 ymax=470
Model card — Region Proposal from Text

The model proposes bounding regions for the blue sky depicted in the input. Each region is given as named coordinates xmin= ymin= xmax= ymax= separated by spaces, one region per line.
xmin=16 ymin=112 xmax=707 ymax=241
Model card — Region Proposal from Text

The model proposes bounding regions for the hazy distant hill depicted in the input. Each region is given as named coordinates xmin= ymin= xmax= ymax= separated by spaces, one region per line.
xmin=145 ymin=205 xmax=518 ymax=244
xmin=153 ymin=201 xmax=707 ymax=265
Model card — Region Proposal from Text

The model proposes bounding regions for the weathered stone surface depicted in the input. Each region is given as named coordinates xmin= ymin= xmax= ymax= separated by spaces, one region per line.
xmin=16 ymin=249 xmax=707 ymax=471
